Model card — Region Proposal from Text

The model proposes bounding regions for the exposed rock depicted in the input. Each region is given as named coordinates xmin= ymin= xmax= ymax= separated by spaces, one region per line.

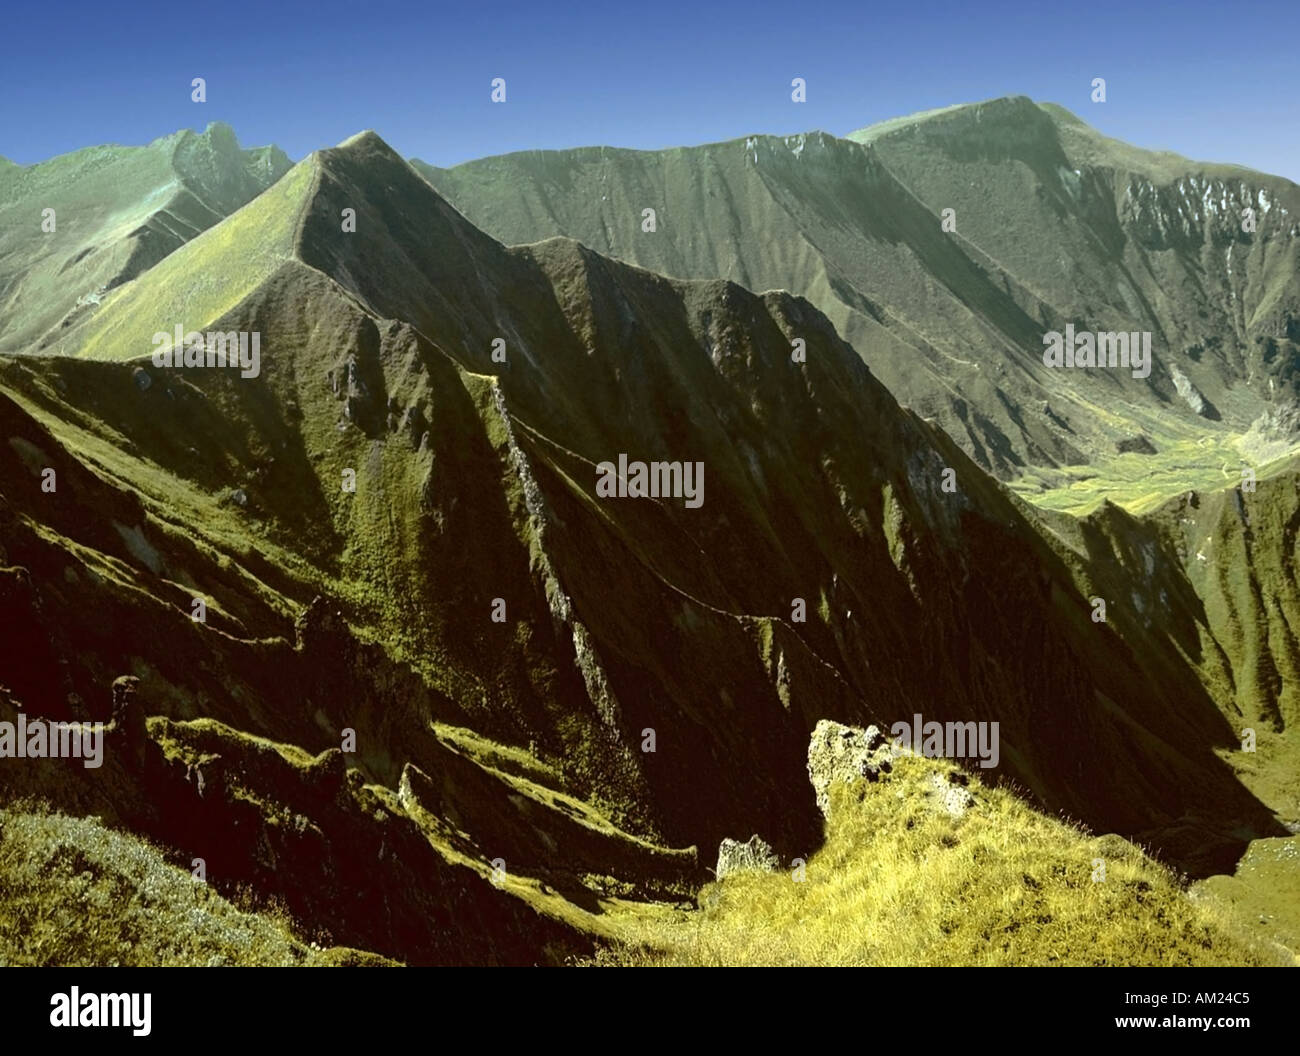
xmin=807 ymin=719 xmax=896 ymax=817
xmin=110 ymin=675 xmax=148 ymax=767
xmin=306 ymin=747 xmax=349 ymax=801
xmin=402 ymin=406 xmax=427 ymax=449
xmin=1116 ymin=434 xmax=1156 ymax=455
xmin=1168 ymin=365 xmax=1219 ymax=420
xmin=1239 ymin=402 xmax=1300 ymax=466
xmin=715 ymin=834 xmax=779 ymax=879
xmin=808 ymin=719 xmax=980 ymax=820
xmin=294 ymin=595 xmax=349 ymax=653
xmin=924 ymin=771 xmax=975 ymax=818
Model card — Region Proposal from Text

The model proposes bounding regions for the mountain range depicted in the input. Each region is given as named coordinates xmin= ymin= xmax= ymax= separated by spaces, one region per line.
xmin=1 ymin=100 xmax=1297 ymax=965
xmin=417 ymin=96 xmax=1300 ymax=506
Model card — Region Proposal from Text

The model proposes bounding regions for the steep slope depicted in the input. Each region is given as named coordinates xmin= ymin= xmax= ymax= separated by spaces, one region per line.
xmin=0 ymin=122 xmax=291 ymax=355
xmin=1136 ymin=456 xmax=1300 ymax=821
xmin=0 ymin=803 xmax=397 ymax=967
xmin=0 ymin=124 xmax=1282 ymax=928
xmin=414 ymin=97 xmax=1300 ymax=499
xmin=606 ymin=734 xmax=1294 ymax=967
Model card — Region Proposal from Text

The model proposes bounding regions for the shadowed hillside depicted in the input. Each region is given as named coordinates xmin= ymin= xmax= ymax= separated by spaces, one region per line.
xmin=1 ymin=122 xmax=1296 ymax=965
xmin=415 ymin=97 xmax=1300 ymax=501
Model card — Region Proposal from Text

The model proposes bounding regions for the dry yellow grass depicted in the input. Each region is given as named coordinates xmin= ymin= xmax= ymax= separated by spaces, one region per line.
xmin=598 ymin=754 xmax=1294 ymax=967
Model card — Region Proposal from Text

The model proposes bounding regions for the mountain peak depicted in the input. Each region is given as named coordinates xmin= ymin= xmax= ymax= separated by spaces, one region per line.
xmin=333 ymin=129 xmax=401 ymax=159
xmin=846 ymin=95 xmax=1048 ymax=144
xmin=200 ymin=120 xmax=239 ymax=143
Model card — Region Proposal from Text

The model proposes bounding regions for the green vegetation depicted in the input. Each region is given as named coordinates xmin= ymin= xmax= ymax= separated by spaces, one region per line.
xmin=1008 ymin=434 xmax=1269 ymax=516
xmin=74 ymin=158 xmax=317 ymax=363
xmin=0 ymin=122 xmax=290 ymax=355
xmin=2 ymin=107 xmax=1298 ymax=966
xmin=598 ymin=755 xmax=1294 ymax=967
xmin=1195 ymin=837 xmax=1300 ymax=956
xmin=419 ymin=95 xmax=1300 ymax=493
xmin=0 ymin=802 xmax=393 ymax=966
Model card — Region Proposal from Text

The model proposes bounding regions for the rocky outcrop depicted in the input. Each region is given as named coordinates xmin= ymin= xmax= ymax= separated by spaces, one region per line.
xmin=807 ymin=719 xmax=976 ymax=820
xmin=110 ymin=675 xmax=148 ymax=768
xmin=807 ymin=720 xmax=898 ymax=817
xmin=715 ymin=834 xmax=779 ymax=879
xmin=923 ymin=770 xmax=975 ymax=818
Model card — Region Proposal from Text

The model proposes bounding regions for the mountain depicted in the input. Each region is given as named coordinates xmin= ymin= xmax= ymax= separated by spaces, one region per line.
xmin=413 ymin=96 xmax=1300 ymax=507
xmin=0 ymin=122 xmax=291 ymax=356
xmin=608 ymin=732 xmax=1293 ymax=966
xmin=0 ymin=124 xmax=1296 ymax=964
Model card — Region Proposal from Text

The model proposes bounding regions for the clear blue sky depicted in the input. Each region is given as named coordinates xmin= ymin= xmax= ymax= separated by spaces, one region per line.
xmin=3 ymin=0 xmax=1298 ymax=180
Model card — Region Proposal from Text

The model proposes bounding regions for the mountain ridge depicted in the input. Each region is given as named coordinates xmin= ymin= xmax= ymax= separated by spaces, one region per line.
xmin=0 ymin=122 xmax=292 ymax=357
xmin=2 ymin=119 xmax=1297 ymax=965
xmin=414 ymin=96 xmax=1300 ymax=502
xmin=4 ymin=129 xmax=1285 ymax=865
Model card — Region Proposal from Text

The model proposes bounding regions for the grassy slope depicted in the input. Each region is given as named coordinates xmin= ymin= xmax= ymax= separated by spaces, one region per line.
xmin=419 ymin=97 xmax=1300 ymax=509
xmin=601 ymin=754 xmax=1294 ymax=967
xmin=2 ymin=126 xmax=1296 ymax=965
xmin=0 ymin=803 xmax=393 ymax=966
xmin=1195 ymin=837 xmax=1300 ymax=956
xmin=1029 ymin=453 xmax=1300 ymax=919
xmin=72 ymin=158 xmax=317 ymax=363
xmin=0 ymin=124 xmax=291 ymax=356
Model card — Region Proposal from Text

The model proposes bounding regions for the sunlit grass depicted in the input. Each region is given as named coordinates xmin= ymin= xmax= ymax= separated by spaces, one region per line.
xmin=597 ymin=754 xmax=1294 ymax=966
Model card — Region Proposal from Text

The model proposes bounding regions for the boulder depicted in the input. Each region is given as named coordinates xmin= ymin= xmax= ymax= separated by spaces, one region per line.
xmin=807 ymin=719 xmax=896 ymax=817
xmin=808 ymin=719 xmax=980 ymax=821
xmin=715 ymin=834 xmax=779 ymax=879
xmin=924 ymin=771 xmax=975 ymax=818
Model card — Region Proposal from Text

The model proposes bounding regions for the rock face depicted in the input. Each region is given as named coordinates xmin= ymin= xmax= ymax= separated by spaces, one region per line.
xmin=807 ymin=719 xmax=977 ymax=820
xmin=715 ymin=834 xmax=779 ymax=879
xmin=420 ymin=98 xmax=1300 ymax=481
xmin=806 ymin=720 xmax=897 ymax=817
xmin=1116 ymin=434 xmax=1156 ymax=455
xmin=110 ymin=675 xmax=148 ymax=766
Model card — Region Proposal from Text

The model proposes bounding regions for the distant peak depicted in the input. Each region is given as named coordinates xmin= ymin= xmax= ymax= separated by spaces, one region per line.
xmin=1036 ymin=101 xmax=1089 ymax=128
xmin=336 ymin=130 xmax=398 ymax=155
xmin=202 ymin=120 xmax=238 ymax=139
xmin=156 ymin=121 xmax=243 ymax=156
xmin=847 ymin=95 xmax=1051 ymax=143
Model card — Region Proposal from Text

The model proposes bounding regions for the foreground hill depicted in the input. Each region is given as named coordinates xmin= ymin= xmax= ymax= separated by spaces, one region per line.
xmin=604 ymin=727 xmax=1294 ymax=966
xmin=0 ymin=129 xmax=1294 ymax=962
xmin=415 ymin=97 xmax=1300 ymax=505
xmin=0 ymin=803 xmax=395 ymax=966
